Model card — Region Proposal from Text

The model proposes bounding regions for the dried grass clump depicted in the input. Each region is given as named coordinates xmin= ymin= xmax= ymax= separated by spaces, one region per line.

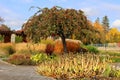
xmin=15 ymin=43 xmax=46 ymax=53
xmin=0 ymin=43 xmax=15 ymax=55
xmin=15 ymin=43 xmax=28 ymax=51
xmin=8 ymin=53 xmax=31 ymax=65
xmin=37 ymin=54 xmax=110 ymax=79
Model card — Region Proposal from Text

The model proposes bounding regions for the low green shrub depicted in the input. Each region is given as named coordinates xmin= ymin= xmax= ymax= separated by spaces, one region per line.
xmin=8 ymin=53 xmax=32 ymax=65
xmin=31 ymin=53 xmax=47 ymax=64
xmin=111 ymin=57 xmax=120 ymax=63
xmin=84 ymin=45 xmax=99 ymax=53
xmin=31 ymin=53 xmax=58 ymax=64
xmin=15 ymin=36 xmax=23 ymax=43
xmin=0 ymin=35 xmax=4 ymax=42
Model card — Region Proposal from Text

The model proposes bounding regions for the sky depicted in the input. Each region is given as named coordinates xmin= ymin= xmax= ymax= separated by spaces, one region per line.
xmin=0 ymin=0 xmax=120 ymax=30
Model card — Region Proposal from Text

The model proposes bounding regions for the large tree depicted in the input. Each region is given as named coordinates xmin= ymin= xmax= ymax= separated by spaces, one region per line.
xmin=23 ymin=6 xmax=94 ymax=52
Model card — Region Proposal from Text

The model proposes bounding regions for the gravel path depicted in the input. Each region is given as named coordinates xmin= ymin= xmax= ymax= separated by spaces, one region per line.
xmin=0 ymin=59 xmax=55 ymax=80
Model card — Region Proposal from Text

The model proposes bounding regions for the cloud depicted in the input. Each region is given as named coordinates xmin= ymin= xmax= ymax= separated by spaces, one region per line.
xmin=0 ymin=5 xmax=23 ymax=30
xmin=112 ymin=20 xmax=120 ymax=29
xmin=103 ymin=3 xmax=120 ymax=13
xmin=81 ymin=8 xmax=99 ymax=17
xmin=5 ymin=19 xmax=24 ymax=30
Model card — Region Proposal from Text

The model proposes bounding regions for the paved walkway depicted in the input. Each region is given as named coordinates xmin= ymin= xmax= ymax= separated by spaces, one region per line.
xmin=0 ymin=59 xmax=55 ymax=80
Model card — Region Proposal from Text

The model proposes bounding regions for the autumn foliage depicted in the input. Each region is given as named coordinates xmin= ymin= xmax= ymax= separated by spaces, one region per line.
xmin=45 ymin=43 xmax=54 ymax=55
xmin=54 ymin=39 xmax=84 ymax=54
xmin=106 ymin=28 xmax=120 ymax=43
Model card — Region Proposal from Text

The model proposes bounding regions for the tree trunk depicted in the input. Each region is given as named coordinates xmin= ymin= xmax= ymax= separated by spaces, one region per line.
xmin=58 ymin=24 xmax=67 ymax=53
xmin=61 ymin=34 xmax=67 ymax=53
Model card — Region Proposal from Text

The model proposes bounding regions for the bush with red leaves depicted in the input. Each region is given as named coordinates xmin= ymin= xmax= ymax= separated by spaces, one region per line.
xmin=45 ymin=43 xmax=54 ymax=55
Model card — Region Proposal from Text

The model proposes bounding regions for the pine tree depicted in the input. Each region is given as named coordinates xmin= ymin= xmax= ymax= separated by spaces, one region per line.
xmin=95 ymin=17 xmax=100 ymax=23
xmin=102 ymin=16 xmax=109 ymax=32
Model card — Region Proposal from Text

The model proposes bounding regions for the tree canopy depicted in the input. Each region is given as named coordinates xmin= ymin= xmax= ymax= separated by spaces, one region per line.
xmin=23 ymin=7 xmax=93 ymax=39
xmin=23 ymin=6 xmax=105 ymax=52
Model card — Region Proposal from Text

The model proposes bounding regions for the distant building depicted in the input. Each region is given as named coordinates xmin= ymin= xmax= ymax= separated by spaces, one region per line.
xmin=0 ymin=27 xmax=26 ymax=43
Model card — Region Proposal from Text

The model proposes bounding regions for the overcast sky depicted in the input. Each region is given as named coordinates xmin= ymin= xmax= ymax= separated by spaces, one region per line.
xmin=0 ymin=0 xmax=120 ymax=30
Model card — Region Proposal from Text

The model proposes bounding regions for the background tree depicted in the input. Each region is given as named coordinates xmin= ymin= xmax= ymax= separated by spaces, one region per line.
xmin=0 ymin=17 xmax=10 ymax=31
xmin=102 ymin=16 xmax=110 ymax=32
xmin=93 ymin=17 xmax=104 ymax=43
xmin=102 ymin=16 xmax=110 ymax=45
xmin=23 ymin=6 xmax=96 ymax=52
xmin=0 ymin=24 xmax=10 ymax=31
xmin=106 ymin=28 xmax=120 ymax=43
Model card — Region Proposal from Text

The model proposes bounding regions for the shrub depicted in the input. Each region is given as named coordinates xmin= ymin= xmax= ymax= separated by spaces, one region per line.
xmin=37 ymin=54 xmax=110 ymax=79
xmin=54 ymin=39 xmax=81 ymax=54
xmin=4 ymin=46 xmax=16 ymax=55
xmin=30 ymin=53 xmax=47 ymax=64
xmin=31 ymin=53 xmax=58 ymax=65
xmin=111 ymin=57 xmax=120 ymax=63
xmin=0 ymin=35 xmax=4 ymax=42
xmin=8 ymin=53 xmax=32 ymax=65
xmin=54 ymin=40 xmax=63 ymax=54
xmin=45 ymin=43 xmax=54 ymax=55
xmin=15 ymin=36 xmax=23 ymax=43
xmin=84 ymin=45 xmax=99 ymax=53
